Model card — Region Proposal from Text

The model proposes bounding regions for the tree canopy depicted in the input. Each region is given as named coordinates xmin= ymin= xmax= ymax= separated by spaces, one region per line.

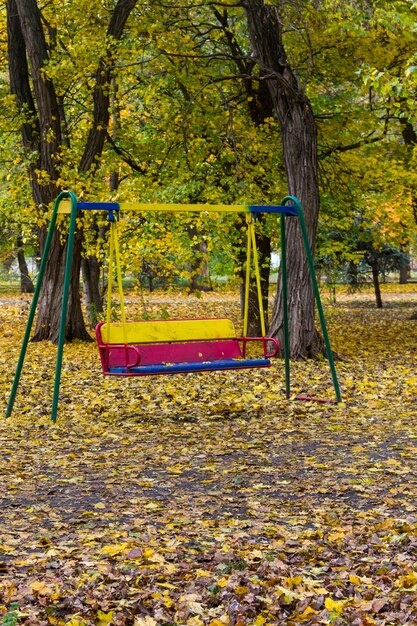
xmin=1 ymin=0 xmax=417 ymax=347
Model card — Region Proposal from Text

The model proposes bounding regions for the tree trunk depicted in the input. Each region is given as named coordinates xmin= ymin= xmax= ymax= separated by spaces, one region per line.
xmin=82 ymin=255 xmax=103 ymax=328
xmin=212 ymin=5 xmax=273 ymax=335
xmin=82 ymin=214 xmax=108 ymax=327
xmin=81 ymin=78 xmax=119 ymax=326
xmin=399 ymin=263 xmax=409 ymax=285
xmin=187 ymin=224 xmax=213 ymax=292
xmin=33 ymin=228 xmax=92 ymax=342
xmin=399 ymin=244 xmax=410 ymax=284
xmin=244 ymin=0 xmax=324 ymax=358
xmin=77 ymin=2 xmax=136 ymax=327
xmin=190 ymin=241 xmax=212 ymax=292
xmin=16 ymin=235 xmax=34 ymax=293
xmin=371 ymin=263 xmax=383 ymax=309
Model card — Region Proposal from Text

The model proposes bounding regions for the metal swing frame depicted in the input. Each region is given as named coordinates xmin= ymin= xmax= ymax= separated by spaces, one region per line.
xmin=6 ymin=191 xmax=341 ymax=422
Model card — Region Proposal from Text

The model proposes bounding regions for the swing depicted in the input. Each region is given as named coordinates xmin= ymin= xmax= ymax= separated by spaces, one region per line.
xmin=96 ymin=212 xmax=279 ymax=376
xmin=6 ymin=192 xmax=342 ymax=423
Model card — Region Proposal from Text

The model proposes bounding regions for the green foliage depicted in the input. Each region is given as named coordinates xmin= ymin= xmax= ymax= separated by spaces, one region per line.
xmin=1 ymin=604 xmax=20 ymax=626
xmin=1 ymin=0 xmax=417 ymax=295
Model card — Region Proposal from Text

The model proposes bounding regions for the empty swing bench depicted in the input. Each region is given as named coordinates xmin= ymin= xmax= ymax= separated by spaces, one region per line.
xmin=96 ymin=318 xmax=279 ymax=376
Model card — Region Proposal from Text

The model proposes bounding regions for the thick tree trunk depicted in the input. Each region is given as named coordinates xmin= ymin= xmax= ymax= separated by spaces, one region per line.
xmin=82 ymin=84 xmax=119 ymax=328
xmin=78 ymin=0 xmax=137 ymax=174
xmin=33 ymin=227 xmax=91 ymax=342
xmin=16 ymin=235 xmax=34 ymax=293
xmin=212 ymin=5 xmax=273 ymax=334
xmin=244 ymin=0 xmax=324 ymax=358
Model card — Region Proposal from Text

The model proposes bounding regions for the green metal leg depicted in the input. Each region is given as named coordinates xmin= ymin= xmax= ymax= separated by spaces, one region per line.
xmin=51 ymin=191 xmax=78 ymax=423
xmin=5 ymin=191 xmax=78 ymax=421
xmin=282 ymin=195 xmax=342 ymax=403
xmin=280 ymin=213 xmax=291 ymax=398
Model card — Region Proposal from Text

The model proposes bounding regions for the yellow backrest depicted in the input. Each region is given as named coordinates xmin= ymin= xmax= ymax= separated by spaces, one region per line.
xmin=100 ymin=318 xmax=237 ymax=344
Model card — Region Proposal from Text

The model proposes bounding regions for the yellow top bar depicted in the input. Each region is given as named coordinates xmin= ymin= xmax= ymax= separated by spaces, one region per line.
xmin=57 ymin=200 xmax=247 ymax=215
xmin=123 ymin=202 xmax=246 ymax=213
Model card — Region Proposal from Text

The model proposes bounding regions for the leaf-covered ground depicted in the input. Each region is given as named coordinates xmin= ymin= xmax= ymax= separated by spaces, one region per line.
xmin=1 ymin=287 xmax=417 ymax=625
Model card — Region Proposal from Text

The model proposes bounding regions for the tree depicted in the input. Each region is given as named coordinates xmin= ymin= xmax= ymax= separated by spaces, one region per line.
xmin=243 ymin=0 xmax=323 ymax=357
xmin=6 ymin=0 xmax=137 ymax=342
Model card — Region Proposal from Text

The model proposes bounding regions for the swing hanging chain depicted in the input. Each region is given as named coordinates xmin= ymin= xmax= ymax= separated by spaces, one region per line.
xmin=105 ymin=210 xmax=128 ymax=345
xmin=249 ymin=218 xmax=267 ymax=338
xmin=243 ymin=214 xmax=252 ymax=338
xmin=243 ymin=214 xmax=266 ymax=339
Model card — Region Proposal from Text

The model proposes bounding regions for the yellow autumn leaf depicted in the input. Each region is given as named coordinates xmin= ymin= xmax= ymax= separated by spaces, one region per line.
xmin=100 ymin=543 xmax=130 ymax=556
xmin=97 ymin=609 xmax=113 ymax=625
xmin=143 ymin=502 xmax=161 ymax=510
xmin=156 ymin=582 xmax=176 ymax=590
xmin=187 ymin=618 xmax=205 ymax=626
xmin=325 ymin=597 xmax=345 ymax=613
xmin=209 ymin=618 xmax=230 ymax=626
xmin=314 ymin=587 xmax=329 ymax=595
xmin=143 ymin=548 xmax=155 ymax=559
xmin=148 ymin=552 xmax=165 ymax=564
xmin=298 ymin=606 xmax=317 ymax=619
xmin=349 ymin=573 xmax=361 ymax=585
xmin=195 ymin=569 xmax=211 ymax=577
xmin=30 ymin=581 xmax=53 ymax=595
xmin=395 ymin=570 xmax=417 ymax=589
xmin=164 ymin=562 xmax=178 ymax=574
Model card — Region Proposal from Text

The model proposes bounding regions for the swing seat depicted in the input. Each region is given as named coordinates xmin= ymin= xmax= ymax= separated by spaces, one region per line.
xmin=95 ymin=318 xmax=279 ymax=376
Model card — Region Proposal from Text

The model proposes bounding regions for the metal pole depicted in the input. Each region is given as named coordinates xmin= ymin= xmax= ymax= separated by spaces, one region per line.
xmin=51 ymin=191 xmax=78 ymax=423
xmin=6 ymin=191 xmax=74 ymax=418
xmin=280 ymin=213 xmax=291 ymax=398
xmin=283 ymin=195 xmax=342 ymax=403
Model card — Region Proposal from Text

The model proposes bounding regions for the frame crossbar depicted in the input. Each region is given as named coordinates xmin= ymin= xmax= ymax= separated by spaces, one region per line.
xmin=57 ymin=200 xmax=300 ymax=216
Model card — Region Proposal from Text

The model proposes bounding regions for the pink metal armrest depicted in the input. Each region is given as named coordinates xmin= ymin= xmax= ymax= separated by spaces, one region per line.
xmin=102 ymin=343 xmax=141 ymax=370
